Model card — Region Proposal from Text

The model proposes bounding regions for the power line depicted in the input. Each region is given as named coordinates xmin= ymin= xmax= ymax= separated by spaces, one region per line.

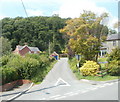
xmin=21 ymin=0 xmax=28 ymax=18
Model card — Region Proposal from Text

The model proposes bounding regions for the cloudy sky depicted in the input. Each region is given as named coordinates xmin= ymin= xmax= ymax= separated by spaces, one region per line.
xmin=0 ymin=0 xmax=118 ymax=29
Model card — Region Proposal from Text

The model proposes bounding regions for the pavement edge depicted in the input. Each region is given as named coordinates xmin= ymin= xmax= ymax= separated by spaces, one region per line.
xmin=6 ymin=82 xmax=34 ymax=101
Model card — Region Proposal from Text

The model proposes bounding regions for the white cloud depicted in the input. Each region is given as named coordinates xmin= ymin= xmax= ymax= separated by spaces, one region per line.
xmin=52 ymin=0 xmax=117 ymax=30
xmin=108 ymin=16 xmax=118 ymax=31
xmin=0 ymin=15 xmax=7 ymax=20
xmin=26 ymin=9 xmax=43 ymax=16
xmin=0 ymin=0 xmax=118 ymax=29
xmin=54 ymin=0 xmax=108 ymax=18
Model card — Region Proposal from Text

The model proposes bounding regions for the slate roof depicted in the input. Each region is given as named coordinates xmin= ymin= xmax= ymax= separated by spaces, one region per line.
xmin=17 ymin=45 xmax=40 ymax=52
xmin=17 ymin=45 xmax=23 ymax=50
xmin=106 ymin=34 xmax=120 ymax=41
xmin=101 ymin=42 xmax=107 ymax=49
xmin=29 ymin=47 xmax=40 ymax=52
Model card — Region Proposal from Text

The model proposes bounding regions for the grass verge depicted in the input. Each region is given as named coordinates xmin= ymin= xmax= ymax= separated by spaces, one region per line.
xmin=98 ymin=57 xmax=107 ymax=62
xmin=75 ymin=72 xmax=118 ymax=81
xmin=68 ymin=58 xmax=118 ymax=81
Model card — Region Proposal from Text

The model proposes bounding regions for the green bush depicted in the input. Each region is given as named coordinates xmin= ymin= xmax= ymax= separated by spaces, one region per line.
xmin=80 ymin=61 xmax=100 ymax=76
xmin=40 ymin=54 xmax=51 ymax=67
xmin=0 ymin=55 xmax=10 ymax=66
xmin=106 ymin=48 xmax=120 ymax=76
xmin=1 ymin=53 xmax=55 ymax=84
xmin=0 ymin=53 xmax=56 ymax=84
xmin=7 ymin=55 xmax=41 ymax=79
xmin=106 ymin=60 xmax=120 ymax=76
xmin=107 ymin=48 xmax=120 ymax=62
xmin=2 ymin=67 xmax=18 ymax=85
xmin=25 ymin=53 xmax=41 ymax=60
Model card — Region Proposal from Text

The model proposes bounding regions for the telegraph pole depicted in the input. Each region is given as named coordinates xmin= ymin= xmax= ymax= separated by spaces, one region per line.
xmin=49 ymin=40 xmax=51 ymax=56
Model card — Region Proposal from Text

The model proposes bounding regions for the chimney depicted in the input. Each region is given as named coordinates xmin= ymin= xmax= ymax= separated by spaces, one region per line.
xmin=17 ymin=45 xmax=20 ymax=48
xmin=24 ymin=43 xmax=28 ymax=45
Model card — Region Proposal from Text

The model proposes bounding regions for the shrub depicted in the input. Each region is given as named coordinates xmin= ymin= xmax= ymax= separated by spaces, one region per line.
xmin=0 ymin=55 xmax=10 ymax=66
xmin=25 ymin=53 xmax=41 ymax=60
xmin=107 ymin=48 xmax=120 ymax=62
xmin=1 ymin=53 xmax=55 ymax=84
xmin=106 ymin=48 xmax=120 ymax=76
xmin=80 ymin=61 xmax=100 ymax=76
xmin=40 ymin=54 xmax=50 ymax=67
xmin=2 ymin=67 xmax=18 ymax=85
xmin=7 ymin=56 xmax=41 ymax=79
xmin=106 ymin=60 xmax=120 ymax=76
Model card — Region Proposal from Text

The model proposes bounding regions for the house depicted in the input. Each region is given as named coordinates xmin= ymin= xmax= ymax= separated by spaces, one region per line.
xmin=106 ymin=34 xmax=120 ymax=53
xmin=50 ymin=51 xmax=59 ymax=60
xmin=99 ymin=42 xmax=107 ymax=57
xmin=13 ymin=45 xmax=40 ymax=56
xmin=100 ymin=34 xmax=120 ymax=57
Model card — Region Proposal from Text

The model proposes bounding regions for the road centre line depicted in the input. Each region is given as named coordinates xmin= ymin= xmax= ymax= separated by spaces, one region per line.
xmin=95 ymin=85 xmax=103 ymax=88
xmin=91 ymin=82 xmax=115 ymax=89
xmin=40 ymin=98 xmax=46 ymax=100
xmin=90 ymin=87 xmax=98 ymax=90
xmin=76 ymin=90 xmax=83 ymax=93
xmin=51 ymin=82 xmax=116 ymax=100
xmin=49 ymin=95 xmax=61 ymax=99
xmin=99 ymin=84 xmax=107 ymax=87
xmin=85 ymin=87 xmax=95 ymax=90
xmin=54 ymin=96 xmax=66 ymax=100
xmin=77 ymin=89 xmax=82 ymax=92
xmin=64 ymin=92 xmax=74 ymax=95
xmin=106 ymin=83 xmax=114 ymax=85
xmin=67 ymin=92 xmax=79 ymax=96
xmin=81 ymin=90 xmax=89 ymax=93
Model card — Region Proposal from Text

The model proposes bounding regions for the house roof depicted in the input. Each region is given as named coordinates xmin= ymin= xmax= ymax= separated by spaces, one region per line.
xmin=29 ymin=47 xmax=40 ymax=52
xmin=106 ymin=34 xmax=120 ymax=41
xmin=17 ymin=45 xmax=40 ymax=52
xmin=17 ymin=45 xmax=23 ymax=50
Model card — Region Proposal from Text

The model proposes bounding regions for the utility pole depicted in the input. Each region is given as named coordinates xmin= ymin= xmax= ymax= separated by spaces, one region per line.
xmin=49 ymin=40 xmax=51 ymax=56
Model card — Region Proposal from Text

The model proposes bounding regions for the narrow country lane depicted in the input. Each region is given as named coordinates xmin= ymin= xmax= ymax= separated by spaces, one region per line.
xmin=15 ymin=58 xmax=118 ymax=100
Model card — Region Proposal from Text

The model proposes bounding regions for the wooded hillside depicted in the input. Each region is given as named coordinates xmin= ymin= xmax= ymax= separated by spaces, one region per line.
xmin=1 ymin=15 xmax=69 ymax=53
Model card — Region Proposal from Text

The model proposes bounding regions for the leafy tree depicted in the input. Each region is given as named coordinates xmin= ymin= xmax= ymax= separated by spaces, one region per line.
xmin=60 ymin=11 xmax=109 ymax=61
xmin=0 ymin=37 xmax=12 ymax=56
xmin=1 ymin=16 xmax=68 ymax=53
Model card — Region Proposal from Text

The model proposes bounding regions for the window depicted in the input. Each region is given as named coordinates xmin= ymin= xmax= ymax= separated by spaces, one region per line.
xmin=113 ymin=41 xmax=116 ymax=46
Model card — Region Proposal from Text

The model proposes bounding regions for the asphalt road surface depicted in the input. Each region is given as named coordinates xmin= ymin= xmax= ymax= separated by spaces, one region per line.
xmin=15 ymin=58 xmax=119 ymax=100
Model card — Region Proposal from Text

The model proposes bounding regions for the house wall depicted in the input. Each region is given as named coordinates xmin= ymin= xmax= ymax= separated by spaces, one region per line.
xmin=106 ymin=40 xmax=120 ymax=54
xmin=31 ymin=51 xmax=39 ymax=54
xmin=19 ymin=46 xmax=31 ymax=56
xmin=13 ymin=46 xmax=20 ymax=54
xmin=13 ymin=45 xmax=40 ymax=56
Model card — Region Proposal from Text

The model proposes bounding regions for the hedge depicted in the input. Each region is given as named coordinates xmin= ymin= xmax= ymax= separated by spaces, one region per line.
xmin=1 ymin=54 xmax=54 ymax=85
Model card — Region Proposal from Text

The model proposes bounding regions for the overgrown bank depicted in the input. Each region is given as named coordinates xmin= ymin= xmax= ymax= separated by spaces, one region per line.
xmin=0 ymin=54 xmax=56 ymax=85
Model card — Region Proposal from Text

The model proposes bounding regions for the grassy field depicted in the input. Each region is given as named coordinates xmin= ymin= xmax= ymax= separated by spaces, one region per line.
xmin=69 ymin=57 xmax=118 ymax=81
